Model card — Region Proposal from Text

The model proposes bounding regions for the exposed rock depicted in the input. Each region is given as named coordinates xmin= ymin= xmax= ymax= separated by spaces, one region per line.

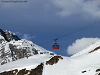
xmin=17 ymin=68 xmax=27 ymax=75
xmin=29 ymin=63 xmax=43 ymax=75
xmin=0 ymin=29 xmax=9 ymax=42
xmin=32 ymin=48 xmax=38 ymax=55
xmin=89 ymin=46 xmax=100 ymax=53
xmin=0 ymin=63 xmax=43 ymax=75
xmin=82 ymin=70 xmax=86 ymax=73
xmin=46 ymin=56 xmax=63 ymax=65
xmin=0 ymin=29 xmax=20 ymax=42
xmin=96 ymin=69 xmax=100 ymax=72
xmin=9 ymin=44 xmax=31 ymax=59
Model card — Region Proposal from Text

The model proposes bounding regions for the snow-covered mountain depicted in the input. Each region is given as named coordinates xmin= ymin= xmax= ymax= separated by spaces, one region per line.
xmin=0 ymin=29 xmax=55 ymax=65
xmin=0 ymin=29 xmax=100 ymax=75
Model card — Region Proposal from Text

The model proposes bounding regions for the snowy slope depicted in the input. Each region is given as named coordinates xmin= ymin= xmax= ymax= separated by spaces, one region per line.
xmin=1 ymin=48 xmax=100 ymax=75
xmin=0 ymin=54 xmax=51 ymax=72
xmin=72 ymin=40 xmax=100 ymax=57
xmin=43 ymin=47 xmax=100 ymax=75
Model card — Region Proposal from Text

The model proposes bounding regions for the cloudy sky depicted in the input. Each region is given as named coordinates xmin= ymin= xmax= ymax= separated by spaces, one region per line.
xmin=0 ymin=0 xmax=100 ymax=56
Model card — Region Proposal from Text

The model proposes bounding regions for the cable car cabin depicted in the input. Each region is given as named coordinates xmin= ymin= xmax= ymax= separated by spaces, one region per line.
xmin=52 ymin=43 xmax=60 ymax=49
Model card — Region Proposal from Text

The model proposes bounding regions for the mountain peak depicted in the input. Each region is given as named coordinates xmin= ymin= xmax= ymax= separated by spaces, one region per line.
xmin=0 ymin=29 xmax=20 ymax=42
xmin=0 ymin=29 xmax=55 ymax=65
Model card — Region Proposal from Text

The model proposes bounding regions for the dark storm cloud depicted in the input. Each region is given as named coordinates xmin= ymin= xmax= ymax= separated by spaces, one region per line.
xmin=52 ymin=0 xmax=100 ymax=18
xmin=0 ymin=0 xmax=56 ymax=21
xmin=0 ymin=0 xmax=100 ymax=28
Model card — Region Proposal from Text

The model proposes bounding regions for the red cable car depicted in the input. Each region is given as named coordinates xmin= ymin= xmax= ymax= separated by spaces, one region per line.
xmin=52 ymin=38 xmax=60 ymax=49
xmin=52 ymin=43 xmax=60 ymax=49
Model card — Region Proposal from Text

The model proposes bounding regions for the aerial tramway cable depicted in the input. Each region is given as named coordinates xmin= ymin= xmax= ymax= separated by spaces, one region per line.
xmin=39 ymin=20 xmax=100 ymax=46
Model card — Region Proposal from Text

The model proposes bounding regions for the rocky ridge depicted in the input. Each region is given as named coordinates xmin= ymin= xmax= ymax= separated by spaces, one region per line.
xmin=0 ymin=29 xmax=54 ymax=65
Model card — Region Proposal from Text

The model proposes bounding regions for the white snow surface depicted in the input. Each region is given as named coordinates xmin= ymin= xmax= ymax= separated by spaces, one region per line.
xmin=0 ymin=54 xmax=51 ymax=72
xmin=1 ymin=39 xmax=100 ymax=75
